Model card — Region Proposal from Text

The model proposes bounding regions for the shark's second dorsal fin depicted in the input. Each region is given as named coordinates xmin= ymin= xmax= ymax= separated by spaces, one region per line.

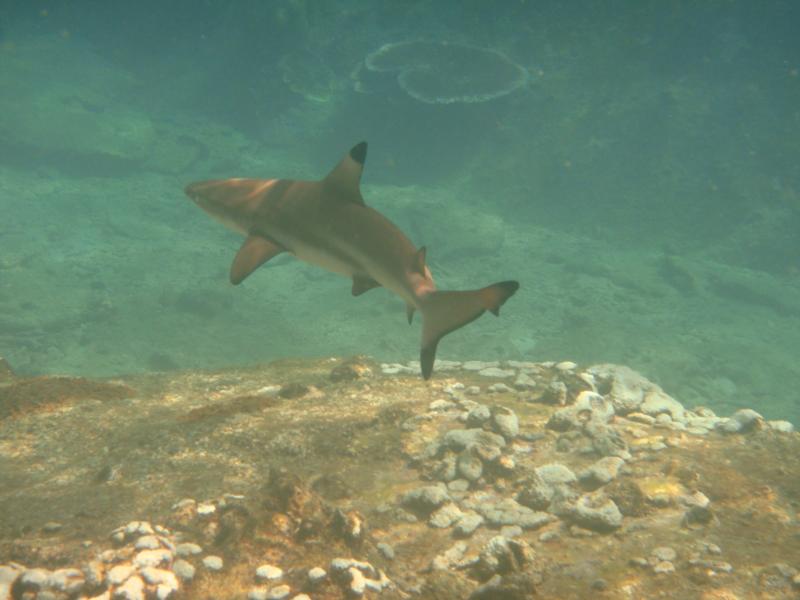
xmin=322 ymin=142 xmax=368 ymax=205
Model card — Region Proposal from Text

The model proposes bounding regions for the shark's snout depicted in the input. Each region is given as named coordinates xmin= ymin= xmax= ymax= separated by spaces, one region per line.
xmin=184 ymin=179 xmax=259 ymax=235
xmin=184 ymin=182 xmax=218 ymax=208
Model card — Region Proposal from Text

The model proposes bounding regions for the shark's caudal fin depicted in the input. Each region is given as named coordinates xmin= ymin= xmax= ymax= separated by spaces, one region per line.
xmin=420 ymin=281 xmax=519 ymax=379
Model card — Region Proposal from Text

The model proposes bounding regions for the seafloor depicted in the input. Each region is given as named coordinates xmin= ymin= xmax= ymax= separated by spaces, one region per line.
xmin=1 ymin=355 xmax=799 ymax=600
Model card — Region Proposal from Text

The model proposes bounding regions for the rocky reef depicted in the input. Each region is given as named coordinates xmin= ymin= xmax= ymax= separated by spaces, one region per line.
xmin=0 ymin=356 xmax=798 ymax=599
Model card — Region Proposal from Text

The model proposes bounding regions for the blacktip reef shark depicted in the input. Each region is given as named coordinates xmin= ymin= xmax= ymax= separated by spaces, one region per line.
xmin=185 ymin=142 xmax=519 ymax=379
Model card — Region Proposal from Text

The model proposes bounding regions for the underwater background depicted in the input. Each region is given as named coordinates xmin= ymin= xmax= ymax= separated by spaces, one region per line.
xmin=0 ymin=0 xmax=798 ymax=423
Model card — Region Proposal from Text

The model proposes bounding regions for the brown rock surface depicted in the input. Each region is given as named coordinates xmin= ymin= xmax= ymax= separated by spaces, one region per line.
xmin=0 ymin=356 xmax=798 ymax=599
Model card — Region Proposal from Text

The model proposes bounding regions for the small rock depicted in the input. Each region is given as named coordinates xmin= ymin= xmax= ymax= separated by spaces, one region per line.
xmin=653 ymin=561 xmax=675 ymax=574
xmin=42 ymin=521 xmax=63 ymax=534
xmin=686 ymin=426 xmax=710 ymax=436
xmin=50 ymin=568 xmax=84 ymax=594
xmin=466 ymin=405 xmax=491 ymax=427
xmin=142 ymin=568 xmax=179 ymax=600
xmin=442 ymin=428 xmax=506 ymax=452
xmin=547 ymin=391 xmax=614 ymax=431
xmin=202 ymin=555 xmax=224 ymax=571
xmin=457 ymin=449 xmax=483 ymax=482
xmin=197 ymin=502 xmax=216 ymax=516
xmin=719 ymin=408 xmax=764 ymax=433
xmin=475 ymin=535 xmax=535 ymax=578
xmin=107 ymin=565 xmax=134 ymax=586
xmin=654 ymin=413 xmax=673 ymax=427
xmin=171 ymin=499 xmax=196 ymax=511
xmin=487 ymin=383 xmax=514 ymax=393
xmin=430 ymin=541 xmax=468 ymax=570
xmin=652 ymin=546 xmax=677 ymax=562
xmin=683 ymin=499 xmax=714 ymax=526
xmin=447 ymin=479 xmax=470 ymax=492
xmin=464 ymin=360 xmax=498 ymax=371
xmin=641 ymin=390 xmax=686 ymax=422
xmin=429 ymin=399 xmax=457 ymax=412
xmin=543 ymin=380 xmax=568 ymax=405
xmin=110 ymin=530 xmax=126 ymax=545
xmin=768 ymin=420 xmax=795 ymax=433
xmin=466 ymin=494 xmax=553 ymax=530
xmin=267 ymin=585 xmax=291 ymax=600
xmin=536 ymin=463 xmax=578 ymax=485
xmin=255 ymin=564 xmax=283 ymax=582
xmin=134 ymin=535 xmax=161 ymax=550
xmin=500 ymin=525 xmax=523 ymax=538
xmin=115 ymin=575 xmax=145 ymax=600
xmin=713 ymin=561 xmax=734 ymax=574
xmin=538 ymin=530 xmax=559 ymax=542
xmin=627 ymin=412 xmax=656 ymax=425
xmin=377 ymin=543 xmax=395 ymax=560
xmin=478 ymin=367 xmax=515 ymax=378
xmin=173 ymin=560 xmax=195 ymax=582
xmin=454 ymin=512 xmax=484 ymax=537
xmin=592 ymin=578 xmax=608 ymax=590
xmin=564 ymin=492 xmax=623 ymax=532
xmin=513 ymin=372 xmax=537 ymax=390
xmin=579 ymin=456 xmax=625 ymax=488
xmin=381 ymin=363 xmax=411 ymax=375
xmin=133 ymin=549 xmax=172 ymax=569
xmin=434 ymin=453 xmax=457 ymax=482
xmin=248 ymin=588 xmax=269 ymax=600
xmin=349 ymin=567 xmax=366 ymax=596
xmin=491 ymin=406 xmax=519 ymax=439
xmin=401 ymin=484 xmax=450 ymax=512
xmin=307 ymin=567 xmax=327 ymax=584
xmin=429 ymin=503 xmax=464 ymax=528
xmin=495 ymin=454 xmax=515 ymax=474
xmin=81 ymin=561 xmax=104 ymax=591
xmin=175 ymin=543 xmax=202 ymax=557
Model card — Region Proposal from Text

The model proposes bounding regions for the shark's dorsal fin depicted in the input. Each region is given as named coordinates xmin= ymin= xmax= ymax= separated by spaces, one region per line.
xmin=322 ymin=142 xmax=368 ymax=205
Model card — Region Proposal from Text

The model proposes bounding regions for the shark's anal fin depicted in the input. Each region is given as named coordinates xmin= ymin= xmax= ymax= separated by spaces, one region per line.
xmin=230 ymin=235 xmax=286 ymax=285
xmin=352 ymin=274 xmax=381 ymax=296
xmin=420 ymin=280 xmax=519 ymax=379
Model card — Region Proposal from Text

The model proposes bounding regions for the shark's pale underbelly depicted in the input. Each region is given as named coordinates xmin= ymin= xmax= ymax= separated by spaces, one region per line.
xmin=272 ymin=227 xmax=417 ymax=305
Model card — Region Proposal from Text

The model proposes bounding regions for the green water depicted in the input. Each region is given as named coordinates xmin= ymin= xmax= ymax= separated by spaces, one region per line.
xmin=0 ymin=1 xmax=798 ymax=423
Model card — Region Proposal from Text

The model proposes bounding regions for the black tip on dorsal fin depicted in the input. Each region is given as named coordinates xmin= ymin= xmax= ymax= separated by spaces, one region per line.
xmin=323 ymin=142 xmax=369 ymax=205
xmin=350 ymin=141 xmax=368 ymax=165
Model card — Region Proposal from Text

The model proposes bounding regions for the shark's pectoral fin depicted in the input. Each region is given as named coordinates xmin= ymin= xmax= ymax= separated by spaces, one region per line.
xmin=352 ymin=274 xmax=381 ymax=296
xmin=420 ymin=281 xmax=519 ymax=379
xmin=230 ymin=235 xmax=286 ymax=285
xmin=406 ymin=304 xmax=416 ymax=325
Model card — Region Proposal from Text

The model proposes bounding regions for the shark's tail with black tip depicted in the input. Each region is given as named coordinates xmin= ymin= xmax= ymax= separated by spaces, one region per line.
xmin=420 ymin=280 xmax=519 ymax=379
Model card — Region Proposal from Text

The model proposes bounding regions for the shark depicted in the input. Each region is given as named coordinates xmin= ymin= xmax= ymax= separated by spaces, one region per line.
xmin=184 ymin=142 xmax=519 ymax=379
